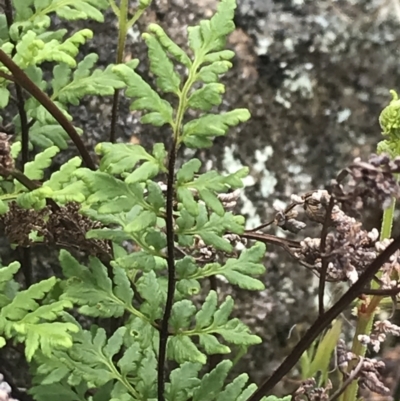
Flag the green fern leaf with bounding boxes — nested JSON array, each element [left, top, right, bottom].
[[117, 342, 142, 376], [195, 291, 218, 329], [197, 61, 232, 83], [216, 374, 249, 401], [1, 277, 57, 322], [125, 209, 157, 232], [30, 381, 86, 401], [74, 169, 145, 212], [0, 86, 10, 108], [166, 291, 260, 363], [209, 0, 236, 40], [187, 0, 235, 55], [177, 159, 202, 183], [23, 321, 78, 361], [95, 142, 167, 184], [13, 0, 108, 28], [147, 24, 192, 67], [110, 383, 136, 401], [136, 349, 157, 398], [103, 327, 126, 359], [142, 32, 181, 93], [168, 336, 206, 364], [187, 83, 224, 111], [170, 300, 196, 331], [29, 122, 71, 149], [114, 250, 166, 275], [193, 361, 232, 401], [60, 251, 134, 318], [147, 180, 165, 211], [189, 242, 266, 290], [177, 204, 244, 252], [112, 64, 174, 126], [26, 99, 73, 125], [0, 262, 20, 308], [67, 327, 124, 386], [176, 257, 201, 296], [166, 362, 202, 401], [53, 0, 108, 22], [22, 146, 60, 180], [0, 262, 20, 292], [0, 277, 77, 360], [96, 142, 155, 174], [182, 109, 251, 148], [14, 30, 93, 68], [177, 163, 247, 216], [137, 271, 163, 321], [44, 157, 82, 191], [14, 146, 60, 194], [203, 50, 235, 63], [190, 168, 248, 192], [52, 63, 71, 96], [52, 54, 125, 106], [177, 187, 199, 216]]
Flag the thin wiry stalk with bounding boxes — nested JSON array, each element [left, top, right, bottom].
[[245, 233, 400, 401], [109, 0, 128, 143], [328, 357, 364, 401], [109, 1, 148, 142], [157, 139, 177, 401]]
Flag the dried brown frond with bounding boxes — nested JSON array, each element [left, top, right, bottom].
[[0, 201, 110, 257], [0, 133, 13, 176], [333, 153, 400, 211], [293, 378, 332, 401], [337, 340, 390, 396]]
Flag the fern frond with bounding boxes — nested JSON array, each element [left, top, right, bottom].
[[166, 291, 261, 365], [12, 29, 93, 68], [0, 275, 77, 361], [51, 54, 126, 105]]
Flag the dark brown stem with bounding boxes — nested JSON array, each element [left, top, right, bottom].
[[0, 49, 96, 170], [4, 0, 30, 168], [241, 231, 301, 255], [207, 275, 221, 372], [9, 168, 39, 191], [242, 231, 301, 248], [109, 1, 127, 142], [20, 248, 32, 286], [246, 219, 275, 232], [109, 90, 120, 143], [9, 168, 60, 211], [361, 287, 400, 296], [4, 0, 32, 286], [246, 201, 301, 233], [16, 83, 29, 167], [318, 196, 335, 316], [245, 233, 400, 401], [157, 139, 177, 401]]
